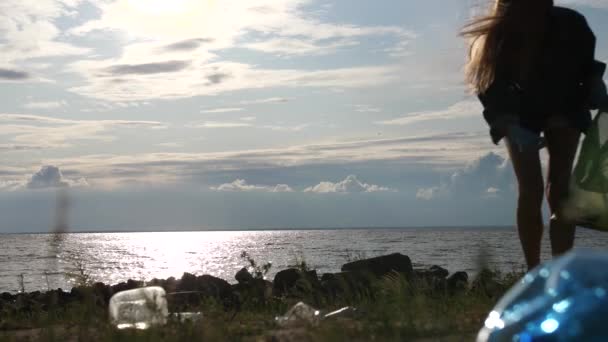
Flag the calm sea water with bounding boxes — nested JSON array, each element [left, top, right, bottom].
[[1, 227, 608, 293]]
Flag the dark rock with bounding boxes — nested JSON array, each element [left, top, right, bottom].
[[92, 282, 113, 304], [178, 273, 198, 291], [235, 267, 254, 284], [0, 292, 14, 301], [273, 269, 302, 296], [171, 274, 232, 311], [196, 275, 232, 299], [164, 277, 178, 293], [70, 286, 84, 300], [126, 279, 143, 290], [447, 271, 469, 294], [429, 265, 449, 278], [273, 268, 321, 297], [174, 273, 232, 298], [232, 278, 273, 305], [321, 271, 376, 299], [341, 253, 414, 278], [111, 282, 130, 294], [471, 269, 504, 298]]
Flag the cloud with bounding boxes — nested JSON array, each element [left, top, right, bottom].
[[64, 0, 414, 101], [163, 38, 214, 52], [201, 107, 244, 114], [0, 68, 30, 81], [69, 55, 401, 101], [191, 121, 252, 129], [557, 0, 608, 9], [354, 104, 381, 113], [416, 152, 515, 200], [245, 37, 359, 56], [304, 175, 395, 193], [188, 120, 307, 131], [0, 0, 89, 65], [25, 165, 88, 190], [211, 179, 293, 193], [0, 114, 167, 148], [1, 131, 498, 189], [23, 100, 68, 110], [241, 97, 293, 105], [377, 100, 482, 126], [104, 60, 191, 76]]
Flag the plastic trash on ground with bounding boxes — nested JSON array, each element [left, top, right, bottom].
[[275, 302, 321, 327], [109, 286, 169, 329], [170, 311, 203, 323], [477, 249, 608, 342], [563, 109, 608, 231], [323, 306, 357, 319]]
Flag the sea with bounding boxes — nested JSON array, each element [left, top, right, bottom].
[[1, 227, 608, 293]]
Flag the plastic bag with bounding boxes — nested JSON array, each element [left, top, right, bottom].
[[562, 109, 608, 230], [477, 249, 608, 342]]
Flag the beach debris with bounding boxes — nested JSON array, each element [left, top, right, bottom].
[[275, 302, 359, 327], [477, 250, 608, 341], [323, 306, 357, 320], [170, 311, 203, 323], [109, 286, 169, 329], [275, 302, 321, 327]]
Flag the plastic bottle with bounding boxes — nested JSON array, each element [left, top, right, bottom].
[[109, 286, 169, 329]]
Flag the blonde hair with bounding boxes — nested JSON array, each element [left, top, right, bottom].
[[462, 0, 552, 93]]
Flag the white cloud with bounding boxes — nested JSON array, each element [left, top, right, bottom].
[[5, 165, 89, 191], [211, 179, 293, 193], [200, 107, 244, 113], [241, 97, 293, 105], [23, 100, 68, 110], [416, 152, 515, 200], [0, 0, 89, 65], [377, 100, 482, 126], [191, 121, 252, 129], [63, 0, 414, 101], [0, 114, 166, 149], [416, 187, 442, 200], [245, 37, 359, 56], [188, 120, 307, 131], [353, 104, 381, 113], [0, 131, 498, 189], [557, 0, 608, 9], [69, 59, 401, 101], [304, 175, 395, 193]]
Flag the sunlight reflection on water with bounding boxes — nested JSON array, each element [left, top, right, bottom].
[[0, 228, 607, 292]]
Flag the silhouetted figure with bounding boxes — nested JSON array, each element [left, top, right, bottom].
[[462, 0, 607, 270]]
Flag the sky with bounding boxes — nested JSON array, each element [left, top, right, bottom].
[[0, 0, 607, 232]]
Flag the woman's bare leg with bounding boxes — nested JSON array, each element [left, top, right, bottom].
[[544, 123, 580, 256], [505, 138, 545, 270]]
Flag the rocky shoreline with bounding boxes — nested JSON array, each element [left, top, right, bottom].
[[0, 253, 507, 321]]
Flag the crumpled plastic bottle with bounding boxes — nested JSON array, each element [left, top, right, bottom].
[[109, 286, 169, 329], [275, 302, 321, 327], [477, 249, 608, 342]]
